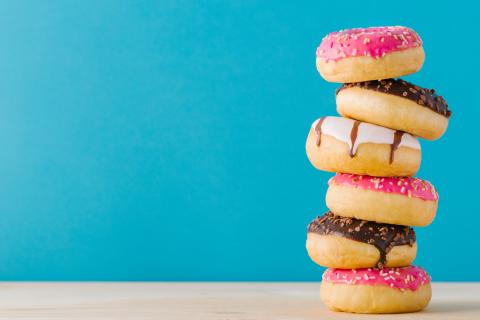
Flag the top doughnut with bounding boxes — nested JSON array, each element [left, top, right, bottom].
[[316, 26, 425, 83]]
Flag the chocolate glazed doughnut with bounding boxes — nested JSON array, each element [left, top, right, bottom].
[[337, 79, 451, 118], [336, 79, 451, 140], [306, 212, 416, 269]]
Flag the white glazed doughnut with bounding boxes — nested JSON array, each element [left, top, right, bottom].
[[306, 116, 421, 177], [320, 266, 432, 314], [316, 26, 424, 83]]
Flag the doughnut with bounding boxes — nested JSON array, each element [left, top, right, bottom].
[[306, 212, 416, 269], [336, 79, 452, 140], [320, 266, 432, 313], [305, 116, 421, 177], [326, 173, 438, 226], [316, 26, 424, 83]]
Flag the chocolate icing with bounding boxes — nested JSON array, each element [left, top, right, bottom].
[[336, 79, 451, 118], [307, 212, 416, 269]]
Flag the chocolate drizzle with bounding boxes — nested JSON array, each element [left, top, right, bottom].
[[313, 117, 363, 157], [314, 117, 326, 147], [349, 121, 360, 157], [307, 212, 416, 269], [336, 79, 451, 118], [312, 117, 410, 161], [390, 130, 404, 164]]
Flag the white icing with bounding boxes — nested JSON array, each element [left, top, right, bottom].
[[311, 116, 420, 154]]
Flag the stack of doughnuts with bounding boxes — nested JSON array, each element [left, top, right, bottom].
[[305, 26, 452, 314]]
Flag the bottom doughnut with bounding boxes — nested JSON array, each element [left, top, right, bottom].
[[320, 266, 431, 314]]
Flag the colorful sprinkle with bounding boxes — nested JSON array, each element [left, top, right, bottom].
[[322, 266, 431, 291], [329, 173, 438, 201], [317, 26, 422, 62]]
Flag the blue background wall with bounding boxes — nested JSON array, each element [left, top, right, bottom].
[[0, 1, 477, 280]]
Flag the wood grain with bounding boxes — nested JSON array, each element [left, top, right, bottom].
[[0, 282, 476, 319]]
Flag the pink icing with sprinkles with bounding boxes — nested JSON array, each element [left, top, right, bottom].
[[323, 266, 431, 291], [329, 173, 438, 201], [316, 26, 422, 61]]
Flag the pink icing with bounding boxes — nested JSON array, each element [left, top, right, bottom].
[[323, 266, 431, 291], [316, 26, 422, 61], [329, 173, 438, 201]]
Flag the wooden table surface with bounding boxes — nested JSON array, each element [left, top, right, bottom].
[[0, 282, 477, 319]]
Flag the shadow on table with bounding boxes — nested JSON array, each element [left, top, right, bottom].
[[425, 300, 480, 314], [298, 300, 480, 319]]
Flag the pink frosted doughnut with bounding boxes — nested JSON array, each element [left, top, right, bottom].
[[320, 266, 432, 313], [323, 266, 431, 291], [326, 173, 438, 226], [317, 26, 422, 62], [330, 173, 438, 201], [316, 26, 425, 83]]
